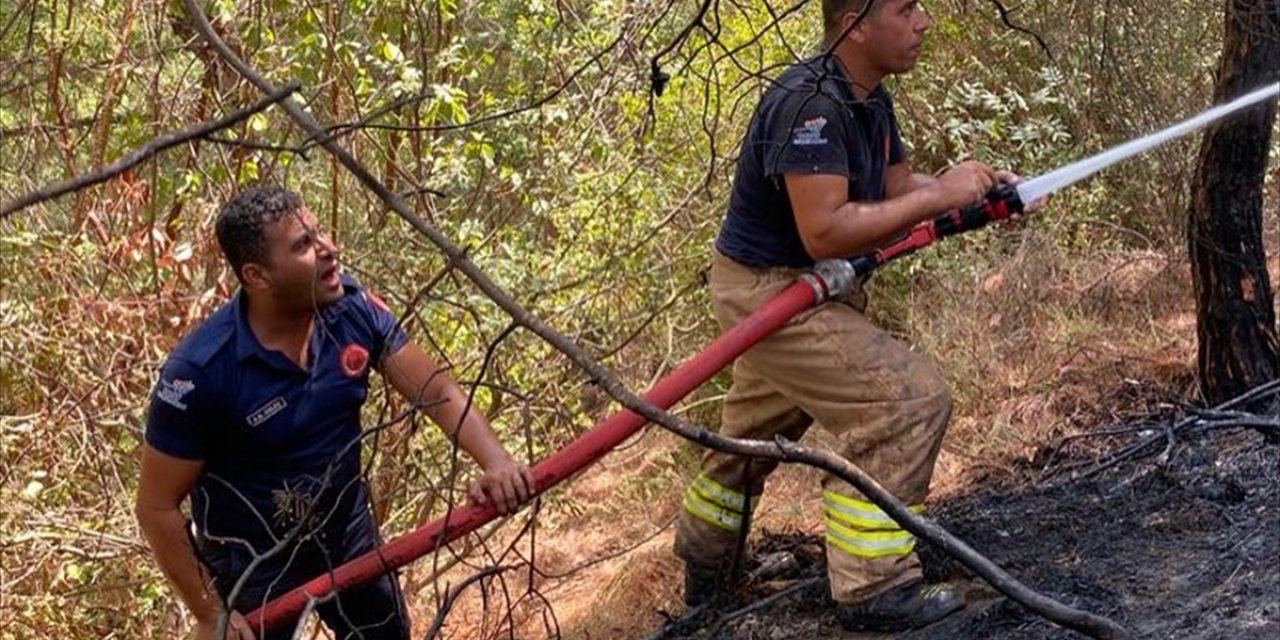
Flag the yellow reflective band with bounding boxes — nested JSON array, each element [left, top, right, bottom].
[[692, 474, 759, 513], [822, 491, 923, 531], [824, 518, 917, 559], [683, 493, 742, 532]]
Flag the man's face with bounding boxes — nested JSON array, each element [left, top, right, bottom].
[[255, 207, 344, 310], [856, 0, 930, 74]]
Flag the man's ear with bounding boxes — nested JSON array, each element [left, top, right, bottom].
[[839, 11, 870, 44], [241, 262, 271, 291]]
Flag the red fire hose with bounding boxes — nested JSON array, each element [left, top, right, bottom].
[[243, 279, 819, 631], [244, 189, 1022, 633]]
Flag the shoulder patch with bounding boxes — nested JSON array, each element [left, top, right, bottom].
[[792, 116, 829, 146], [156, 377, 196, 411]]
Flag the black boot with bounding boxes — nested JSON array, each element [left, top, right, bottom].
[[683, 561, 733, 608], [835, 581, 964, 632]]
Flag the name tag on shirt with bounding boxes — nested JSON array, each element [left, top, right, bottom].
[[246, 396, 288, 428]]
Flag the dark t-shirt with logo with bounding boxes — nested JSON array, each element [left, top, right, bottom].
[[716, 55, 907, 268], [146, 274, 408, 552]]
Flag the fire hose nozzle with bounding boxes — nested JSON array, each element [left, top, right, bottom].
[[987, 182, 1026, 219], [934, 184, 1025, 238], [804, 258, 859, 302]]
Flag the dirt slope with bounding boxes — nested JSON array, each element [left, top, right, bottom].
[[657, 428, 1279, 640]]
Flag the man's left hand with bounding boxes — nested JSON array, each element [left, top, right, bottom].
[[468, 457, 535, 515]]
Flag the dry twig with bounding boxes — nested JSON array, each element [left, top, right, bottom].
[[0, 83, 300, 219]]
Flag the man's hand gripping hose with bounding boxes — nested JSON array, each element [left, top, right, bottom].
[[812, 184, 1026, 301]]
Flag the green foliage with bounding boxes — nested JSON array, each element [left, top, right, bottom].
[[1, 0, 1271, 637]]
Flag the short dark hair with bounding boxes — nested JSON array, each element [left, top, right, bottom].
[[823, 0, 879, 42], [215, 186, 302, 282]]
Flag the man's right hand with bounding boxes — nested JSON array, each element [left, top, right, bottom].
[[469, 455, 536, 515], [194, 611, 255, 640], [931, 160, 999, 212]]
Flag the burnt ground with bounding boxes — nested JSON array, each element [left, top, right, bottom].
[[654, 427, 1280, 640]]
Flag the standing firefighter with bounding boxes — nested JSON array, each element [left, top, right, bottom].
[[135, 186, 534, 640], [674, 0, 1030, 632]]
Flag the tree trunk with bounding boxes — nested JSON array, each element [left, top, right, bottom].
[[1188, 0, 1280, 410]]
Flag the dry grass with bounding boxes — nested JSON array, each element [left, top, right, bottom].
[[0, 218, 228, 638], [901, 233, 1203, 482]]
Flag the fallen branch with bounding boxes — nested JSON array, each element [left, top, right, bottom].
[[181, 4, 1130, 638], [642, 605, 710, 640], [762, 437, 1129, 640], [1187, 415, 1279, 433], [703, 576, 823, 639], [1042, 379, 1280, 481], [0, 83, 299, 219]]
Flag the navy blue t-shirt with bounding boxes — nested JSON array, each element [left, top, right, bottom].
[[716, 55, 906, 268], [146, 274, 408, 551]]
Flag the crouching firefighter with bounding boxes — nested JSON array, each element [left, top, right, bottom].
[[674, 0, 1031, 632]]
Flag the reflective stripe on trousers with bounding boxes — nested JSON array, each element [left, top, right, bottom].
[[823, 490, 924, 559], [682, 472, 759, 532]]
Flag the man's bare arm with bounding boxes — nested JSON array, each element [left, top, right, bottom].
[[380, 342, 533, 514], [886, 161, 939, 197], [135, 445, 254, 639], [786, 160, 998, 260]]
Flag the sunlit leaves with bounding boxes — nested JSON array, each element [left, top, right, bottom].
[[423, 83, 472, 125], [0, 2, 1263, 637]]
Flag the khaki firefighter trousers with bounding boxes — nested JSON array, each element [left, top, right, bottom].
[[674, 252, 952, 604]]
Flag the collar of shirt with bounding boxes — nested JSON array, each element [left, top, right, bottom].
[[229, 292, 321, 375], [811, 54, 891, 108]]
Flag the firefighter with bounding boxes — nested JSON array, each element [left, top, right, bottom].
[[674, 0, 1032, 631], [135, 186, 534, 639]]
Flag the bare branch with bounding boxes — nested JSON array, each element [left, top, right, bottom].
[[649, 0, 717, 97], [202, 134, 310, 159], [299, 27, 630, 146], [986, 0, 1056, 63], [423, 565, 517, 640], [0, 83, 300, 219]]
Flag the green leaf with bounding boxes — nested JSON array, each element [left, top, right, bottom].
[[248, 112, 269, 133]]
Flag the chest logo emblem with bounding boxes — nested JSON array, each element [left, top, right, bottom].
[[341, 343, 370, 378], [792, 116, 829, 146], [247, 396, 288, 428]]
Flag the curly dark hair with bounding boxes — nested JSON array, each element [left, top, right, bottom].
[[215, 186, 303, 282]]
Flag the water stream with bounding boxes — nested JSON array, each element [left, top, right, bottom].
[[1016, 82, 1280, 205]]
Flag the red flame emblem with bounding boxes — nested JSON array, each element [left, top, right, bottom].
[[340, 344, 369, 378]]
